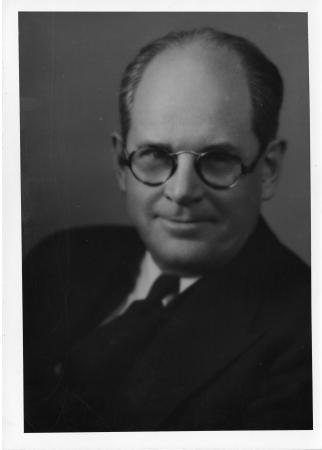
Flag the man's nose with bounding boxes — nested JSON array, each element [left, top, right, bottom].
[[164, 153, 203, 205]]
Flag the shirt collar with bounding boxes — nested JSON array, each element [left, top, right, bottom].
[[129, 252, 200, 303], [101, 252, 201, 325]]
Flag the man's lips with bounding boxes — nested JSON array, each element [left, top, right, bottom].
[[161, 218, 206, 224], [157, 217, 211, 237], [157, 215, 213, 228], [157, 214, 212, 223]]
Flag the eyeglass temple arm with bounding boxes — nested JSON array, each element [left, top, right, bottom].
[[242, 146, 266, 174], [119, 147, 131, 166]]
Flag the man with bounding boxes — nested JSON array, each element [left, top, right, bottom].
[[23, 27, 312, 431]]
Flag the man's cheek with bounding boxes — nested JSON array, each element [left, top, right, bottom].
[[125, 191, 152, 225]]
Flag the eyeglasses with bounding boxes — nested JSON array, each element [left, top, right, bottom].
[[121, 146, 263, 190]]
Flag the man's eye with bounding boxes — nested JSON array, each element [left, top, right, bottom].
[[205, 152, 237, 165], [138, 148, 168, 160]]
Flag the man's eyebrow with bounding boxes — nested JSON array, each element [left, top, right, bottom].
[[201, 143, 240, 153], [136, 142, 173, 152], [135, 142, 241, 153]]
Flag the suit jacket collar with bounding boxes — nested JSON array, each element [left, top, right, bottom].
[[111, 218, 274, 429], [66, 216, 280, 430]]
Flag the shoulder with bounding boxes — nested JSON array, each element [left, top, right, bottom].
[[251, 217, 310, 292], [237, 217, 311, 341], [249, 219, 311, 359], [24, 224, 142, 268], [240, 221, 312, 429], [23, 223, 145, 301], [23, 224, 145, 354], [23, 225, 145, 290]]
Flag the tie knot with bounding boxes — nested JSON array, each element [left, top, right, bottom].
[[146, 273, 180, 305]]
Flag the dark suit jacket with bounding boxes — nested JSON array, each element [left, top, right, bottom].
[[23, 217, 312, 432]]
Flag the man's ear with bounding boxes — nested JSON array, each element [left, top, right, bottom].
[[111, 132, 126, 192], [261, 139, 287, 201]]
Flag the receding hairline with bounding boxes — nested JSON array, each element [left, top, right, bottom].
[[129, 35, 248, 109], [131, 40, 253, 129], [119, 27, 284, 149]]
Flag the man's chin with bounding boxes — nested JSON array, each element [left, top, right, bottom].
[[148, 241, 224, 276]]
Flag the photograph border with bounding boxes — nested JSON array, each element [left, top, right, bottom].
[[3, 0, 322, 449]]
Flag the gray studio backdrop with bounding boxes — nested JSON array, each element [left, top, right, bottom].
[[19, 12, 310, 263]]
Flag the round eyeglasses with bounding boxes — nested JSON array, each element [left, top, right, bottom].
[[121, 146, 263, 190]]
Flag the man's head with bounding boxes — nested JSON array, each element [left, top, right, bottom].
[[112, 28, 286, 276]]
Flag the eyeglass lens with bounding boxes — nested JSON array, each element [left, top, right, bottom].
[[130, 147, 243, 188]]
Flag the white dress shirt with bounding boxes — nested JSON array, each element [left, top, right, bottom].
[[101, 252, 200, 326]]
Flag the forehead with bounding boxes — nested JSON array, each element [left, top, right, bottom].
[[129, 42, 255, 150]]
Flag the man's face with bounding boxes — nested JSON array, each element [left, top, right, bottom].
[[115, 44, 276, 275]]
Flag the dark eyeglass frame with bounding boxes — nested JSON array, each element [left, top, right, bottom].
[[121, 147, 264, 190]]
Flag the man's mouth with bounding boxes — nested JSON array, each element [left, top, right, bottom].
[[158, 214, 211, 224], [158, 216, 211, 235]]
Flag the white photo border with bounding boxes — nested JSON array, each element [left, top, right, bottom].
[[3, 0, 322, 449]]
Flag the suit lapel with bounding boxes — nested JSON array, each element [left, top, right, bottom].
[[114, 257, 266, 429], [69, 229, 145, 339], [64, 218, 277, 431], [108, 218, 277, 429]]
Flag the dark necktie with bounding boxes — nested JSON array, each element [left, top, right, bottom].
[[101, 273, 180, 375], [65, 273, 180, 416]]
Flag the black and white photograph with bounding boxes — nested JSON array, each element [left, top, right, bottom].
[[3, 2, 322, 449]]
